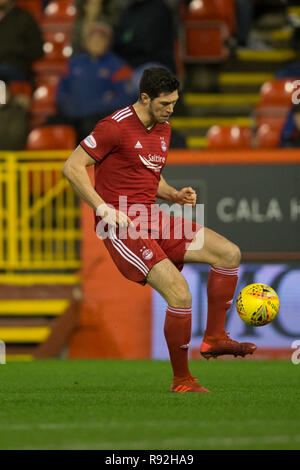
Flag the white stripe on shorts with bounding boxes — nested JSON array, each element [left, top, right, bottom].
[[110, 229, 149, 277]]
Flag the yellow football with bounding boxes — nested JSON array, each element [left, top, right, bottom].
[[236, 283, 279, 327]]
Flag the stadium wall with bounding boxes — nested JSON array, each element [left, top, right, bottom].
[[67, 149, 300, 359]]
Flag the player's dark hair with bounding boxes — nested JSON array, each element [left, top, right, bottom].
[[139, 67, 180, 99]]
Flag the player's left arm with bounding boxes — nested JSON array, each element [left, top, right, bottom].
[[157, 175, 197, 207]]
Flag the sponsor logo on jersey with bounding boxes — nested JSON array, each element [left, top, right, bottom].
[[84, 135, 97, 148], [134, 140, 143, 149], [138, 154, 165, 172]]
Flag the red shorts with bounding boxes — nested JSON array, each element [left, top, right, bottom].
[[99, 208, 202, 285]]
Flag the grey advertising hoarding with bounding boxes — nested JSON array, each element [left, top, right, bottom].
[[160, 164, 300, 257], [152, 263, 300, 357]]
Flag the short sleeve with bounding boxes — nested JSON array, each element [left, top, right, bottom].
[[80, 120, 121, 162]]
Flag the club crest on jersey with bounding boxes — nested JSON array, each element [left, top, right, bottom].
[[84, 135, 97, 148], [138, 154, 165, 172], [160, 138, 167, 152], [141, 248, 153, 260]]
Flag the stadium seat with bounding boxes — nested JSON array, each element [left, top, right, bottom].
[[206, 125, 252, 149], [30, 84, 57, 112], [35, 73, 61, 88], [255, 114, 287, 128], [26, 125, 77, 150], [183, 0, 236, 34], [42, 32, 72, 62], [183, 26, 230, 62], [180, 0, 235, 62], [42, 0, 76, 27], [16, 0, 43, 22], [256, 123, 282, 148], [259, 79, 296, 106], [255, 79, 296, 113], [9, 81, 32, 98], [33, 31, 72, 75], [254, 79, 297, 125]]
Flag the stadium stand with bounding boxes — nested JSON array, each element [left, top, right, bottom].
[[15, 0, 43, 22], [206, 125, 252, 149], [256, 122, 282, 148], [26, 125, 77, 150], [42, 0, 76, 28], [180, 0, 235, 62], [30, 83, 57, 127], [2, 0, 300, 361]]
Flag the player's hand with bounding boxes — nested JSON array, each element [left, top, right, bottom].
[[175, 187, 197, 207], [96, 204, 133, 228]]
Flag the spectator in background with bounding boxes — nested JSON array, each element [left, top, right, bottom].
[[51, 22, 136, 142], [0, 80, 29, 150], [0, 0, 44, 82], [113, 0, 177, 74], [280, 103, 300, 148], [235, 0, 272, 50], [72, 0, 128, 54]]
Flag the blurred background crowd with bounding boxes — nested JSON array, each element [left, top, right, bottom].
[[1, 0, 300, 152]]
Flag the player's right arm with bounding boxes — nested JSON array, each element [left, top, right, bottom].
[[62, 145, 131, 228]]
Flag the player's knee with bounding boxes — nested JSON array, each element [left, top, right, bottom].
[[169, 281, 192, 307], [223, 242, 241, 268]]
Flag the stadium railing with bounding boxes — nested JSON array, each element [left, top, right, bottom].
[[0, 150, 81, 276]]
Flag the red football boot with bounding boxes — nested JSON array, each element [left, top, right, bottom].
[[171, 375, 211, 393], [200, 332, 256, 359]]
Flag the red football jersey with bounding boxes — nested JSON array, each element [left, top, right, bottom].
[[80, 105, 171, 212]]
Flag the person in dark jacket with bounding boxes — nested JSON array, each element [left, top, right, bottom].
[[0, 0, 44, 81], [113, 0, 176, 73], [0, 80, 29, 150]]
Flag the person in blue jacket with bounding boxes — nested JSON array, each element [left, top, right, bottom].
[[280, 103, 300, 148], [54, 22, 136, 142]]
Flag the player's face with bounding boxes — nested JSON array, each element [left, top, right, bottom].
[[148, 91, 179, 124]]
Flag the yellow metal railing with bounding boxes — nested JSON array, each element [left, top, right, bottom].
[[0, 151, 81, 273]]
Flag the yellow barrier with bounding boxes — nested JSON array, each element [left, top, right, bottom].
[[0, 151, 81, 274]]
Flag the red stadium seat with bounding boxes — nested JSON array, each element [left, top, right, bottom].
[[255, 114, 287, 128], [30, 84, 57, 112], [42, 32, 72, 62], [9, 81, 32, 98], [16, 0, 43, 22], [30, 83, 57, 127], [206, 125, 252, 149], [256, 123, 282, 148], [26, 125, 77, 150], [183, 26, 230, 62], [180, 0, 235, 62], [42, 0, 76, 25], [254, 79, 296, 124], [259, 79, 296, 107], [35, 73, 61, 88], [183, 0, 236, 34], [33, 31, 72, 75]]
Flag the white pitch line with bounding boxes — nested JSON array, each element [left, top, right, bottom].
[[0, 419, 298, 432], [7, 434, 300, 451]]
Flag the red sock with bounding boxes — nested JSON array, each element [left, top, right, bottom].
[[164, 306, 192, 378], [205, 266, 239, 337]]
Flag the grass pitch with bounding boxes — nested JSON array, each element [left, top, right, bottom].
[[0, 359, 299, 450]]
